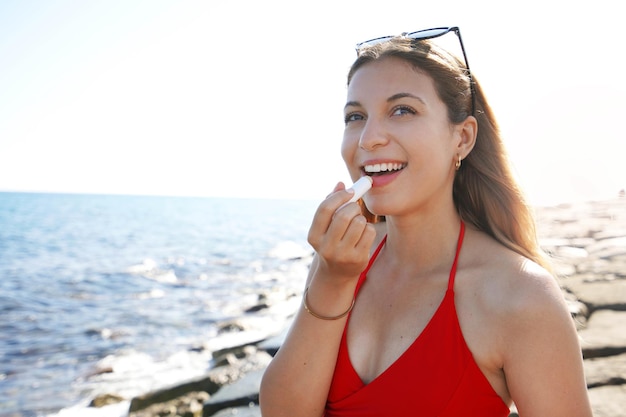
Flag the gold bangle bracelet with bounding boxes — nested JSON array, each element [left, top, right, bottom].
[[302, 286, 355, 321]]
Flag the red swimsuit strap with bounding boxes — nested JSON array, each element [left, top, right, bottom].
[[448, 221, 466, 291], [353, 235, 387, 295], [354, 221, 465, 295]]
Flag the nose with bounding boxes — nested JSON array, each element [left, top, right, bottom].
[[358, 117, 389, 151]]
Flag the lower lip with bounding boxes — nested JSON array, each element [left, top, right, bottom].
[[370, 170, 402, 188]]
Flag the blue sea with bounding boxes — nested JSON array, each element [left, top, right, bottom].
[[0, 192, 318, 417]]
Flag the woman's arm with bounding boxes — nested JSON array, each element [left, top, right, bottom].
[[503, 262, 593, 417], [259, 184, 376, 417]]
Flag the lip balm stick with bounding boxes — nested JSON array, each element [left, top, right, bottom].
[[337, 176, 373, 211]]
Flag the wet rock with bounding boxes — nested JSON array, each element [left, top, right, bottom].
[[202, 369, 264, 416], [130, 391, 208, 417], [129, 375, 220, 413], [128, 347, 271, 414], [212, 404, 261, 417], [257, 323, 290, 357], [89, 393, 125, 407]]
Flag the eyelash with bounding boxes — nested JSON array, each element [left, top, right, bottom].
[[344, 112, 364, 124], [344, 105, 417, 124], [392, 105, 416, 116]]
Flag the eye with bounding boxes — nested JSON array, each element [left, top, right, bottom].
[[344, 112, 365, 124], [391, 106, 416, 117]]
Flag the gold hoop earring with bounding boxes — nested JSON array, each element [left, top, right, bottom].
[[455, 156, 462, 171]]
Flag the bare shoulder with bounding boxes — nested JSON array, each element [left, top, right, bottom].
[[458, 227, 592, 415], [461, 226, 566, 320], [458, 226, 577, 366]]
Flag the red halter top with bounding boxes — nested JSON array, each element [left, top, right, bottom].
[[325, 222, 510, 416]]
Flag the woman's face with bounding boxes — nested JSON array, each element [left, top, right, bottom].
[[342, 57, 461, 217]]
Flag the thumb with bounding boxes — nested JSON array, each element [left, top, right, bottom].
[[326, 182, 347, 198]]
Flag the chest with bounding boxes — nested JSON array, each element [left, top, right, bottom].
[[344, 271, 509, 405], [346, 275, 449, 384]]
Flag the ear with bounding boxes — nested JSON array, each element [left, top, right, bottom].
[[454, 115, 477, 158]]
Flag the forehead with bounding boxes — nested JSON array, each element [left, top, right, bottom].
[[347, 57, 438, 102]]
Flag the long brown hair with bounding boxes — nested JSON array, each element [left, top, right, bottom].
[[349, 37, 550, 270]]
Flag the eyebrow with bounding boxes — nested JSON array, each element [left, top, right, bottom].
[[344, 92, 426, 111], [388, 92, 426, 105]]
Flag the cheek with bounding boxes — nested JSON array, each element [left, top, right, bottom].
[[340, 132, 356, 164]]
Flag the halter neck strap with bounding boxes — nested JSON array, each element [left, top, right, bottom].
[[447, 221, 466, 291]]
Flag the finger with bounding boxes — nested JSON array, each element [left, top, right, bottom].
[[325, 203, 364, 243], [339, 214, 370, 249], [326, 182, 346, 198], [336, 220, 376, 270], [355, 222, 377, 253], [316, 216, 375, 277], [308, 187, 358, 244]]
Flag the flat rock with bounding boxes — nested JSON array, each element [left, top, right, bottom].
[[578, 310, 626, 358], [203, 369, 264, 416], [584, 353, 626, 388], [562, 276, 626, 310], [586, 237, 626, 256], [587, 384, 626, 417], [212, 404, 261, 417], [258, 324, 290, 357], [129, 374, 220, 412]]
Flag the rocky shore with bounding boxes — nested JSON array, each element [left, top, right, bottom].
[[88, 196, 626, 417]]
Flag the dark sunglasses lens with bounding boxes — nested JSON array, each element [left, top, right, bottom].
[[406, 27, 450, 41]]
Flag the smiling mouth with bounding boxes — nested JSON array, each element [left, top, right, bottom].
[[363, 162, 407, 176]]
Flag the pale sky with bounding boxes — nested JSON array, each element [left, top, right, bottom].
[[1, 0, 624, 205]]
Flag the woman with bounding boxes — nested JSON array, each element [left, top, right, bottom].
[[260, 27, 592, 416]]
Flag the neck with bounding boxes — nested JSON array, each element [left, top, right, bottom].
[[382, 203, 463, 276]]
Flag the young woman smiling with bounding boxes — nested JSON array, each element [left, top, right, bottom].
[[260, 27, 592, 417]]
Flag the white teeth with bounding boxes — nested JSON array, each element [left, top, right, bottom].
[[364, 163, 406, 173]]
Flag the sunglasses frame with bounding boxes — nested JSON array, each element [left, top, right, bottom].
[[356, 26, 475, 116]]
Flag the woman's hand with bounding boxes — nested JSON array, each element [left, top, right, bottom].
[[260, 182, 377, 417], [307, 182, 376, 284]]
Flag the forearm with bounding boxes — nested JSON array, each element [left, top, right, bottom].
[[260, 185, 375, 416], [259, 281, 356, 417]]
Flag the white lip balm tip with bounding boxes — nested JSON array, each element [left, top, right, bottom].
[[346, 176, 373, 203]]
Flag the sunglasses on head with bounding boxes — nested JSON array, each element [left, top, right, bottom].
[[356, 27, 475, 116]]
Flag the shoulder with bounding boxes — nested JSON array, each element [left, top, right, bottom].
[[460, 232, 592, 414], [460, 226, 577, 357], [457, 227, 592, 414], [461, 225, 564, 315]]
